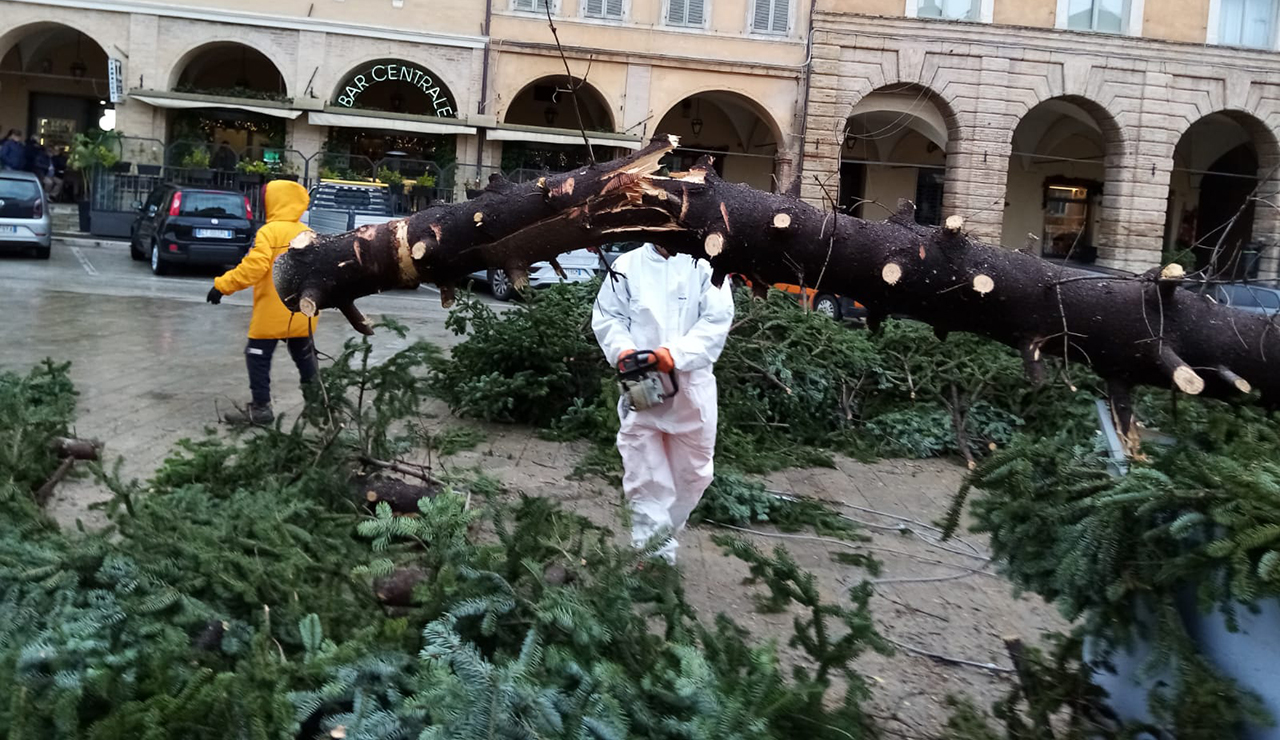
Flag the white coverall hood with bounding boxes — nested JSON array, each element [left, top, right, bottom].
[[592, 243, 735, 561]]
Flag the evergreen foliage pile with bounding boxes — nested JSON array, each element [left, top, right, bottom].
[[942, 394, 1280, 738], [0, 349, 891, 738], [941, 634, 1131, 740], [427, 281, 1101, 474]]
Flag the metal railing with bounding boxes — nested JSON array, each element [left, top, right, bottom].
[[88, 165, 278, 217], [84, 156, 584, 219]]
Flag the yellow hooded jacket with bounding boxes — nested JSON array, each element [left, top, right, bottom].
[[214, 180, 317, 340]]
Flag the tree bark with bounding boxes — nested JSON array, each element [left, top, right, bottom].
[[359, 477, 438, 515], [51, 437, 102, 460], [275, 136, 1280, 406], [373, 567, 431, 607]]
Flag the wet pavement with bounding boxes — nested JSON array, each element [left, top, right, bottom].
[[0, 238, 503, 521]]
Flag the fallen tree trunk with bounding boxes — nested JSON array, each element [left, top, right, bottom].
[[358, 477, 438, 515], [275, 136, 1280, 417]]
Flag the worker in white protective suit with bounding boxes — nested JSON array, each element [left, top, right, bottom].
[[592, 242, 735, 563]]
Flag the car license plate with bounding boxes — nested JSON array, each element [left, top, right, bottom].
[[194, 228, 233, 239], [575, 269, 590, 277], [0, 225, 17, 235]]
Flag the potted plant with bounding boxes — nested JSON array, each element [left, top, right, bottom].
[[235, 159, 269, 186], [68, 129, 121, 232], [411, 172, 437, 197], [181, 148, 213, 183], [377, 166, 408, 213], [376, 166, 405, 188]]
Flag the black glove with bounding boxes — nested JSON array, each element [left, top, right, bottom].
[[206, 286, 223, 305]]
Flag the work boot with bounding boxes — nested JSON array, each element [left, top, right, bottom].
[[223, 402, 274, 426]]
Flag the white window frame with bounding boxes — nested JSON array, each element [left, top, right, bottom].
[[748, 0, 792, 35], [904, 0, 995, 23], [665, 0, 710, 28], [510, 0, 555, 15], [582, 0, 627, 21], [1207, 0, 1280, 48], [1054, 0, 1145, 36]]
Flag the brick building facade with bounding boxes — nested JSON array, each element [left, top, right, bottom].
[[800, 10, 1280, 277]]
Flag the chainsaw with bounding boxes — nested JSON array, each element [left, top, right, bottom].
[[617, 350, 679, 412]]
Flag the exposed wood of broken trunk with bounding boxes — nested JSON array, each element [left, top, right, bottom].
[[274, 136, 1280, 419]]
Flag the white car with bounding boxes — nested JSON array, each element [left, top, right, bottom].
[[469, 248, 600, 301], [0, 170, 51, 259]]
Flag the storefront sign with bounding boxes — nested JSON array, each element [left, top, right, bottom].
[[108, 58, 124, 104], [335, 62, 455, 117]]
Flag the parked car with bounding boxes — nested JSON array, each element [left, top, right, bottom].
[[1050, 257, 1280, 316], [0, 170, 51, 259], [774, 282, 865, 322], [1195, 282, 1280, 315], [597, 241, 644, 267], [736, 275, 865, 322], [129, 185, 254, 275], [303, 180, 393, 234], [469, 249, 600, 301]]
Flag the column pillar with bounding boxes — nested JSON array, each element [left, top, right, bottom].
[[1096, 71, 1176, 273], [117, 13, 161, 144], [1252, 157, 1280, 280], [798, 38, 842, 209], [941, 56, 1014, 244]]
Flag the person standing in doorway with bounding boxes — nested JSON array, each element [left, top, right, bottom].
[[205, 179, 320, 425], [592, 242, 735, 564], [0, 130, 25, 170], [212, 141, 238, 172], [23, 137, 41, 174]]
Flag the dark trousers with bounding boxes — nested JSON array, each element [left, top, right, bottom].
[[246, 337, 318, 406]]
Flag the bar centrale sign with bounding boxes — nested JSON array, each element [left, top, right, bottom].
[[335, 62, 455, 117]]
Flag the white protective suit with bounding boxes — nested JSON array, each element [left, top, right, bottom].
[[591, 243, 735, 561]]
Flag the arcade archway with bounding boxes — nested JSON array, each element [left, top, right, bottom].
[[0, 23, 112, 148], [654, 91, 781, 191]]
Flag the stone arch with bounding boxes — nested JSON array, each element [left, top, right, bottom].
[[838, 83, 960, 224], [503, 76, 615, 132], [0, 21, 117, 145], [653, 89, 784, 191], [167, 40, 291, 98], [0, 20, 115, 67], [1166, 109, 1280, 279], [1001, 95, 1126, 261], [651, 85, 785, 151]]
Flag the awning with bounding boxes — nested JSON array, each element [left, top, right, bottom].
[[130, 94, 302, 120], [309, 111, 476, 136], [487, 126, 643, 150]]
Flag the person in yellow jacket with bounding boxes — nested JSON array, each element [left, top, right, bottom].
[[206, 179, 318, 425]]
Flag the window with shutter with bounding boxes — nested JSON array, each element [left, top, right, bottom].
[[1218, 0, 1278, 47], [512, 0, 550, 12], [752, 0, 788, 32], [772, 0, 788, 31], [585, 0, 624, 18], [667, 0, 705, 26]]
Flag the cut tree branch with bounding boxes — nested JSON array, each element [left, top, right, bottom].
[[275, 136, 1280, 405]]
